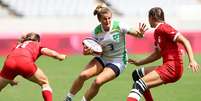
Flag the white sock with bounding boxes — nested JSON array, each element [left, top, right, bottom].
[[42, 84, 52, 92], [81, 96, 87, 101], [67, 92, 74, 99]]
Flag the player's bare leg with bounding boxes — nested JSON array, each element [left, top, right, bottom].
[[64, 58, 103, 101], [127, 70, 163, 101], [27, 68, 52, 101], [0, 76, 10, 91], [143, 66, 157, 101], [83, 67, 116, 101]]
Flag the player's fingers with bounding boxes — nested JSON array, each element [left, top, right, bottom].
[[139, 23, 141, 29], [142, 23, 146, 29], [195, 65, 200, 72], [188, 65, 193, 71]]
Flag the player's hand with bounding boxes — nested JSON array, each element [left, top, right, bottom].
[[56, 54, 66, 61], [136, 23, 148, 38], [10, 80, 18, 86], [128, 59, 141, 66], [82, 45, 93, 55], [188, 60, 200, 72]]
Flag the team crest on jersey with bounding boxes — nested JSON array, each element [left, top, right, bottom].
[[111, 32, 120, 42]]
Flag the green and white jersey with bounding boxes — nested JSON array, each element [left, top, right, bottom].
[[93, 20, 129, 64]]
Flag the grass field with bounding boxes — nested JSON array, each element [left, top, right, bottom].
[[0, 54, 200, 101]]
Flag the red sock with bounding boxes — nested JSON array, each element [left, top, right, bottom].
[[42, 90, 52, 101], [143, 90, 153, 101], [127, 97, 138, 101]]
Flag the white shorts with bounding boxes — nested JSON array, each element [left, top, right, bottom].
[[95, 57, 127, 77]]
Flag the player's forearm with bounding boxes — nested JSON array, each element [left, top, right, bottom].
[[182, 39, 195, 62], [177, 35, 195, 62], [41, 48, 65, 60], [127, 30, 144, 38], [138, 50, 161, 65]]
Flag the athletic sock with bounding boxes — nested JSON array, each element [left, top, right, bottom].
[[133, 68, 153, 101], [127, 97, 138, 101], [64, 92, 74, 101], [42, 90, 52, 101], [127, 89, 142, 101], [81, 96, 87, 101], [42, 85, 52, 101], [67, 92, 74, 99], [144, 90, 153, 101]]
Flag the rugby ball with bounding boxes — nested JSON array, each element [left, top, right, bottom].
[[82, 38, 103, 55]]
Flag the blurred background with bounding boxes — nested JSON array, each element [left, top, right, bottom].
[[0, 0, 201, 55], [0, 1, 201, 101]]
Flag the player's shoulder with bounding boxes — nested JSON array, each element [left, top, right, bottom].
[[94, 24, 102, 35], [160, 23, 174, 29], [26, 41, 41, 47], [156, 23, 173, 31]]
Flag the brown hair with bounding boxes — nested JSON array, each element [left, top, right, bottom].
[[18, 32, 40, 43], [93, 5, 111, 21], [148, 7, 165, 21]]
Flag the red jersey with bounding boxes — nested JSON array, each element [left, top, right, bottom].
[[8, 41, 43, 62], [154, 23, 182, 63]]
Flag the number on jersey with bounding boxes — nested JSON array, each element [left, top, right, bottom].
[[16, 41, 30, 48]]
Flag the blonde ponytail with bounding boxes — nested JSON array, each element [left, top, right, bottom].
[[93, 5, 111, 21], [93, 5, 104, 16]]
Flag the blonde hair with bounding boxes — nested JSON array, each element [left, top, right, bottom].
[[93, 5, 111, 21]]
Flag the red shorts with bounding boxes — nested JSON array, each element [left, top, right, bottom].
[[0, 56, 37, 80], [155, 61, 183, 84]]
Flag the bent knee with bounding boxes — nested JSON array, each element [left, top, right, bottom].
[[93, 77, 104, 87], [37, 77, 49, 86], [79, 71, 91, 80]]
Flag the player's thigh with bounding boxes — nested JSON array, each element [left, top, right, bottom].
[[144, 66, 158, 75], [142, 70, 164, 88], [27, 68, 49, 86], [0, 76, 10, 91], [81, 57, 104, 78], [95, 67, 116, 85]]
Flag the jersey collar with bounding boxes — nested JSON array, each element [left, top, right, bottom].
[[155, 22, 163, 29]]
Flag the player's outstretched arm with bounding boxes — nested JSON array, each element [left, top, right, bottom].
[[41, 48, 66, 61], [128, 49, 161, 66], [176, 34, 200, 72], [127, 23, 148, 38]]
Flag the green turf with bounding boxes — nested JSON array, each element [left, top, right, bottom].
[[0, 54, 200, 101]]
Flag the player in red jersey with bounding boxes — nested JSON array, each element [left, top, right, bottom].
[[127, 7, 200, 101], [0, 32, 66, 101]]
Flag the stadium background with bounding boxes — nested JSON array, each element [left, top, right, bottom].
[[0, 0, 201, 101]]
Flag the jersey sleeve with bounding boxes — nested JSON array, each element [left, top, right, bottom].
[[38, 43, 45, 55], [163, 24, 180, 42]]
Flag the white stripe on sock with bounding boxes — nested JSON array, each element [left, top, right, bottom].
[[42, 84, 52, 92], [81, 96, 87, 101], [136, 81, 145, 91], [128, 89, 141, 101]]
